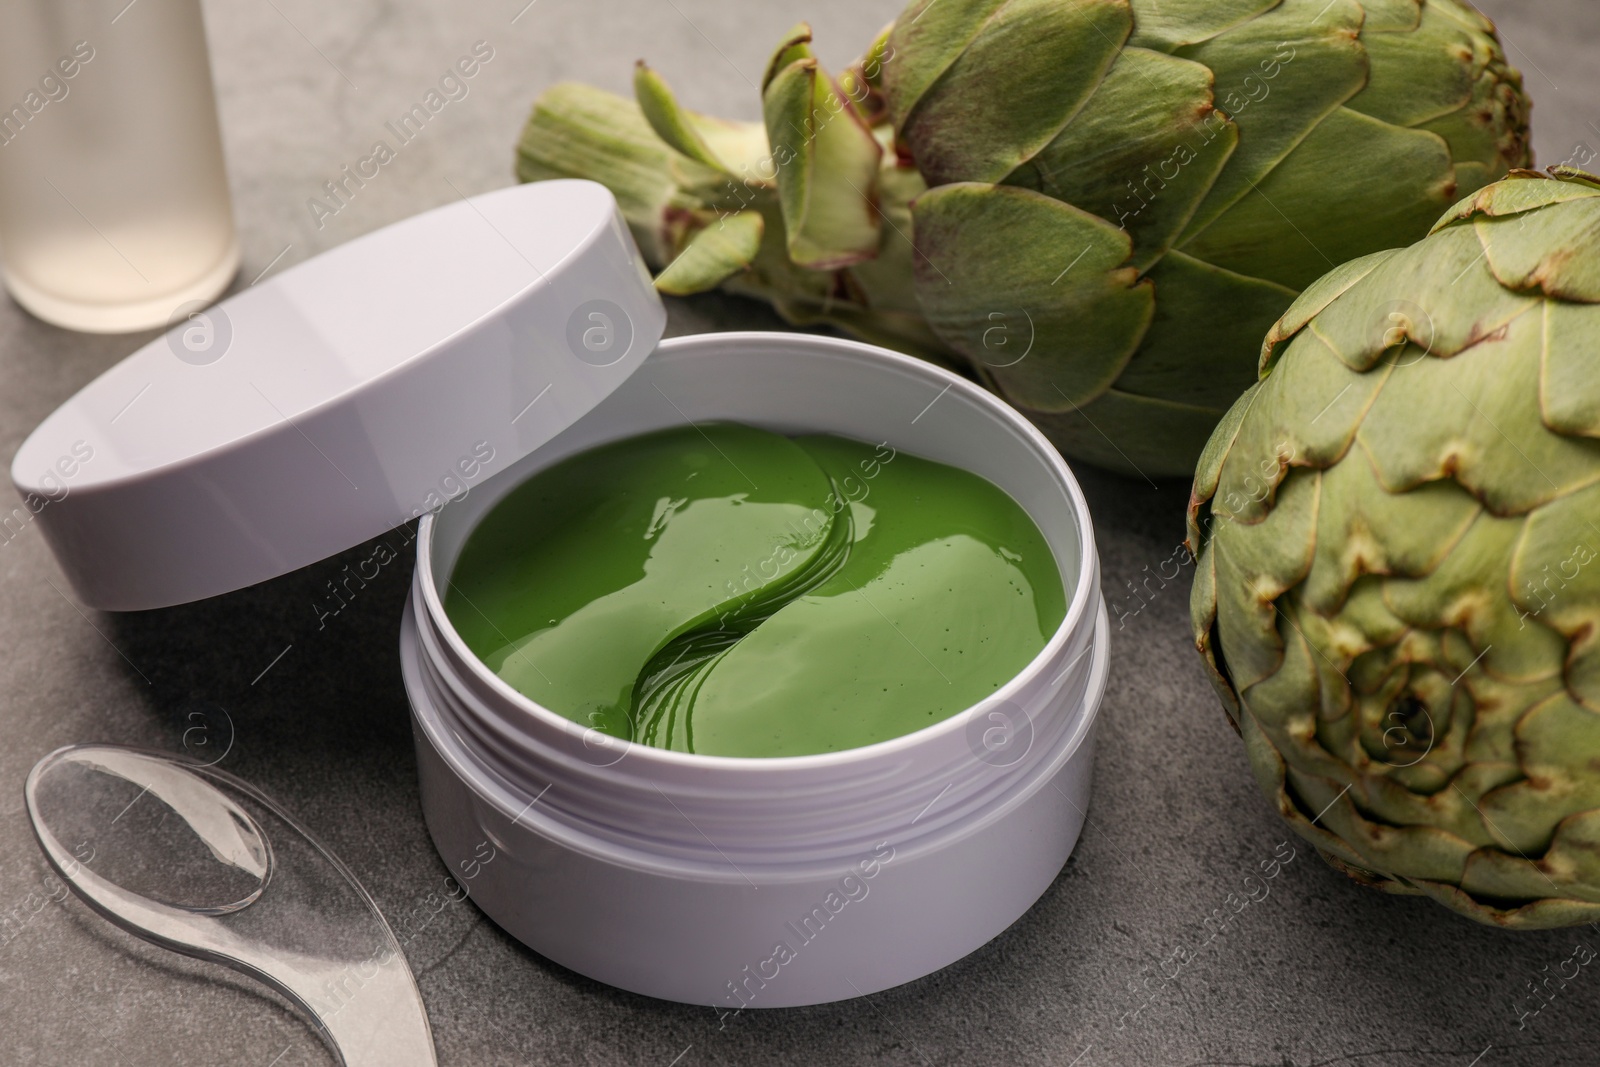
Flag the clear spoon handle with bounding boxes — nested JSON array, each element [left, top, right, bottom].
[[26, 745, 437, 1067]]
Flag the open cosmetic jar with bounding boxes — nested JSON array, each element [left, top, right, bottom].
[[405, 332, 1107, 1006], [13, 183, 1108, 1009]]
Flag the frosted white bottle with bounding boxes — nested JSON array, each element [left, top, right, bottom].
[[0, 0, 239, 333]]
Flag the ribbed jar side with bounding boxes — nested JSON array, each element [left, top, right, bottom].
[[408, 575, 1105, 869], [405, 587, 1109, 881]]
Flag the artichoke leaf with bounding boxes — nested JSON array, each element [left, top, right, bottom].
[[1184, 109, 1458, 291], [1125, 0, 1282, 52], [634, 63, 732, 173], [1356, 0, 1424, 33], [910, 183, 1153, 410], [1303, 443, 1482, 616], [1476, 198, 1600, 303], [1288, 763, 1477, 885], [627, 66, 771, 187], [1345, 2, 1480, 129], [841, 159, 932, 329], [1417, 70, 1529, 178], [1285, 602, 1358, 725], [1237, 599, 1334, 768], [1211, 469, 1319, 690], [1260, 249, 1400, 373], [764, 56, 883, 269], [1548, 166, 1600, 190], [1410, 876, 1600, 929], [1344, 810, 1482, 886], [895, 0, 1131, 186], [856, 22, 894, 92], [1382, 512, 1568, 684], [1358, 755, 1505, 849], [1460, 813, 1600, 909], [1504, 811, 1600, 907], [1117, 250, 1295, 409], [722, 227, 847, 313], [1359, 303, 1600, 514], [1448, 162, 1495, 197], [1214, 327, 1389, 525], [1189, 381, 1261, 553], [1477, 693, 1600, 855], [766, 158, 944, 363], [1031, 388, 1225, 481], [1425, 0, 1496, 36], [761, 22, 817, 92], [1458, 669, 1564, 765], [1309, 223, 1536, 370], [1337, 577, 1410, 655], [1175, 0, 1368, 248], [1542, 302, 1600, 439], [653, 210, 765, 296], [1240, 710, 1378, 876], [1433, 172, 1600, 233], [1190, 538, 1242, 723], [515, 82, 699, 266], [1448, 761, 1528, 814], [1007, 48, 1238, 271], [840, 23, 895, 123], [1511, 480, 1600, 713], [882, 0, 1010, 132]]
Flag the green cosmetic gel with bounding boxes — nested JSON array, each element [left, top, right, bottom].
[[444, 424, 1066, 758]]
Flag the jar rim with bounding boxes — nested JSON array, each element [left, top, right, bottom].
[[413, 331, 1103, 772]]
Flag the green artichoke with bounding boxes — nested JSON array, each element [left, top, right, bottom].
[[1187, 168, 1600, 929], [516, 0, 1532, 476]]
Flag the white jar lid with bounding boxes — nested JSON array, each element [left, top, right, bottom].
[[10, 180, 666, 610]]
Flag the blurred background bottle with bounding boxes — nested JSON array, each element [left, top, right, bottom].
[[0, 0, 238, 333]]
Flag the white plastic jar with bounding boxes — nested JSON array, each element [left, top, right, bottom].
[[401, 331, 1108, 1008]]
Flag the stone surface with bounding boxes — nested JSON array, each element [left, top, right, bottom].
[[1, 1, 1597, 1064]]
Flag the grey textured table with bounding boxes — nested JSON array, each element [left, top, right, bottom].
[[2, 2, 1598, 1064]]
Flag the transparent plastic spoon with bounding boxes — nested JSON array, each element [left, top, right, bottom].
[[25, 744, 437, 1067]]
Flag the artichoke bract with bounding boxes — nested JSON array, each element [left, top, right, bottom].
[[1187, 169, 1600, 929], [516, 0, 1531, 477]]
